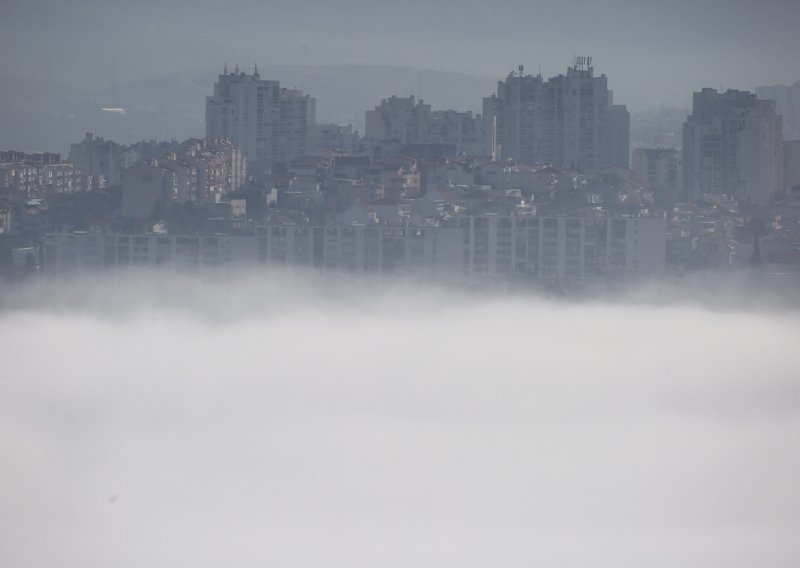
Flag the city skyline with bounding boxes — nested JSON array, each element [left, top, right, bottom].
[[3, 2, 800, 567]]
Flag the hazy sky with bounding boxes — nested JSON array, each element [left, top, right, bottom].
[[2, 0, 799, 110], [2, 272, 800, 567]]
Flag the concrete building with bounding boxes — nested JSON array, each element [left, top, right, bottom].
[[0, 152, 83, 197], [483, 59, 629, 173], [205, 65, 316, 162], [607, 101, 631, 168], [68, 133, 131, 186], [483, 70, 543, 166], [757, 81, 800, 140], [429, 110, 488, 156], [45, 211, 664, 283], [460, 213, 665, 281], [683, 88, 784, 206], [120, 160, 178, 220], [365, 95, 431, 145], [43, 225, 464, 278], [313, 123, 360, 156], [632, 148, 682, 202], [0, 201, 11, 234], [179, 138, 246, 203], [120, 137, 245, 220], [43, 232, 258, 273], [784, 140, 800, 195]]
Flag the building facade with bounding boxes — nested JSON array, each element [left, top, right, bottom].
[[120, 138, 245, 220], [459, 213, 665, 280], [205, 66, 316, 162], [757, 81, 800, 140], [43, 225, 463, 278], [44, 213, 664, 283], [632, 148, 682, 202], [365, 95, 431, 145], [683, 88, 784, 206], [313, 123, 360, 156], [68, 133, 132, 187], [483, 59, 629, 173], [429, 110, 488, 156], [0, 151, 83, 197], [783, 140, 800, 195]]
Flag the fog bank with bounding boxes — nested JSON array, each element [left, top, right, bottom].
[[1, 273, 799, 567]]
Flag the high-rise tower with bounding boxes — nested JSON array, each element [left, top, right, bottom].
[[683, 89, 783, 206], [483, 58, 628, 172], [205, 65, 316, 162]]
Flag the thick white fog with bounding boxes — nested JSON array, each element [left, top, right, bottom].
[[2, 272, 800, 568]]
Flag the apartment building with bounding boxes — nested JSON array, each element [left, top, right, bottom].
[[44, 211, 664, 283], [429, 110, 489, 156], [206, 65, 316, 162], [683, 88, 783, 206], [43, 225, 464, 278], [0, 151, 83, 197], [483, 59, 630, 173], [632, 148, 682, 202], [365, 95, 431, 145], [460, 214, 665, 280]]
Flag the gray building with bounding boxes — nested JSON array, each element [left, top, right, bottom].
[[459, 213, 664, 281], [757, 80, 800, 140], [43, 225, 463, 278], [205, 65, 316, 162], [607, 100, 631, 168], [429, 110, 489, 156], [68, 132, 130, 186], [120, 160, 179, 220], [683, 88, 783, 206], [365, 95, 431, 145], [44, 212, 664, 283], [632, 148, 682, 202], [483, 59, 630, 173]]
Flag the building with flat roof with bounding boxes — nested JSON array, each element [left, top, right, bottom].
[[206, 65, 316, 162], [683, 88, 783, 206], [632, 148, 682, 203], [44, 211, 664, 284], [365, 95, 431, 146], [483, 59, 629, 173]]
